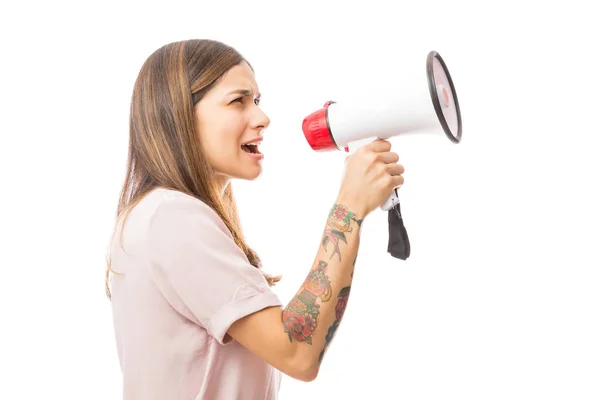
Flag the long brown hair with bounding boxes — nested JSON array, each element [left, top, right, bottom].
[[105, 39, 281, 299]]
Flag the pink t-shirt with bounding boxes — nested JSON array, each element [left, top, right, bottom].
[[109, 187, 283, 399]]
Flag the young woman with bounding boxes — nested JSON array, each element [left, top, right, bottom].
[[106, 39, 405, 400]]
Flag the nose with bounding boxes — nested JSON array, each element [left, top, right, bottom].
[[252, 106, 270, 130]]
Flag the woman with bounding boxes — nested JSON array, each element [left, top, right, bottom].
[[106, 39, 405, 400]]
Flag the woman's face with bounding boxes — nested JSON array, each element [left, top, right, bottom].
[[194, 61, 270, 183]]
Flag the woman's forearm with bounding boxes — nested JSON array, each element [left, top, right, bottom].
[[282, 196, 365, 376]]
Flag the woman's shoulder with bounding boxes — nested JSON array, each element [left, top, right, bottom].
[[150, 187, 215, 216], [148, 187, 228, 234]]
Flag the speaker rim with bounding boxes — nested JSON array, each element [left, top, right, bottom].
[[426, 51, 462, 143]]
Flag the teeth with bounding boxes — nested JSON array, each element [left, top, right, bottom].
[[242, 139, 262, 155]]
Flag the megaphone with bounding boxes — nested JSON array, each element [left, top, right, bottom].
[[302, 50, 462, 212]]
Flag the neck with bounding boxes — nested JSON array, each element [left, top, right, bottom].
[[216, 174, 231, 196]]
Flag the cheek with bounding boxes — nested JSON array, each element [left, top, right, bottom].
[[200, 112, 245, 158]]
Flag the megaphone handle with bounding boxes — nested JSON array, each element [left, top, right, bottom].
[[380, 188, 400, 211], [344, 142, 398, 211]]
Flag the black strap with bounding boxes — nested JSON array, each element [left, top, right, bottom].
[[387, 199, 411, 260]]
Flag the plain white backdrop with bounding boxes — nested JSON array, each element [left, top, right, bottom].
[[1, 0, 599, 398]]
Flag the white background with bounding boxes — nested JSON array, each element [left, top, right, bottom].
[[1, 0, 599, 399]]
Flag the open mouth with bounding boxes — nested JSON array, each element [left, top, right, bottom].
[[241, 144, 261, 155]]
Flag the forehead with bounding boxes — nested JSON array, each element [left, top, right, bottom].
[[214, 62, 259, 93]]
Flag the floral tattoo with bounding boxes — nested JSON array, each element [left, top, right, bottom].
[[322, 204, 363, 262], [283, 260, 332, 344], [282, 203, 359, 346]]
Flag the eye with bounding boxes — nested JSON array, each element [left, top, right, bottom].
[[230, 97, 261, 106]]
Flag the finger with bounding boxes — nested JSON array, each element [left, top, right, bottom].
[[364, 139, 392, 153], [386, 163, 405, 175], [376, 152, 400, 164], [390, 174, 405, 187]]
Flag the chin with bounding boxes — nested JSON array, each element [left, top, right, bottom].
[[243, 166, 262, 180], [231, 164, 262, 181]]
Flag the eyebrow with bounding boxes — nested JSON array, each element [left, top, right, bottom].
[[227, 89, 261, 99]]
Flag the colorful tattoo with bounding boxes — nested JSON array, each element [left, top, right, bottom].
[[283, 261, 333, 344], [318, 286, 351, 363], [283, 203, 359, 347], [322, 204, 362, 261]]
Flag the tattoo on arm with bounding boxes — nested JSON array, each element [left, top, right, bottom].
[[283, 260, 332, 344], [282, 203, 359, 346], [322, 204, 362, 262], [318, 285, 351, 363]]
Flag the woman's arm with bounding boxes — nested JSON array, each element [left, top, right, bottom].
[[227, 196, 365, 381]]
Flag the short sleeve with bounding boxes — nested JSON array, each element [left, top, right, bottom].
[[147, 193, 282, 345]]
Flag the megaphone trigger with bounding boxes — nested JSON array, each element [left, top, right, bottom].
[[381, 187, 400, 211]]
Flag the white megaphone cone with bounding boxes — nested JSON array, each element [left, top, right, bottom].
[[302, 50, 463, 211]]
